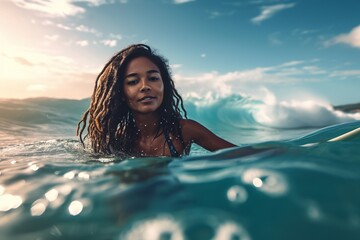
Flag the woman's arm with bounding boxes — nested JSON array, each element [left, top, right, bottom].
[[181, 119, 274, 156], [180, 119, 236, 151]]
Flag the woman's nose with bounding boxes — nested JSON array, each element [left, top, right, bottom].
[[140, 81, 150, 92]]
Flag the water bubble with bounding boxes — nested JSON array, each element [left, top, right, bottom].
[[28, 162, 39, 171], [98, 157, 115, 163], [45, 189, 59, 202], [64, 171, 76, 179], [213, 222, 251, 240], [58, 184, 72, 195], [31, 199, 48, 216], [78, 171, 90, 180], [122, 216, 184, 240], [0, 194, 23, 212], [227, 185, 248, 204], [68, 200, 83, 216], [242, 168, 287, 196], [306, 201, 322, 221], [252, 178, 263, 188]]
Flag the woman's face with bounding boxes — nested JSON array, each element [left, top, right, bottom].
[[123, 57, 164, 114]]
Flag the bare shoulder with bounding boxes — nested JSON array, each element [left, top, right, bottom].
[[179, 119, 206, 139], [179, 119, 202, 130], [178, 119, 204, 142], [179, 119, 236, 151]]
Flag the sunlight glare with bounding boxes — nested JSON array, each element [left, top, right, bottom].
[[69, 200, 83, 216], [0, 194, 23, 212]]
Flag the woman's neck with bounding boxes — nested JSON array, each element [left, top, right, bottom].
[[133, 112, 160, 138]]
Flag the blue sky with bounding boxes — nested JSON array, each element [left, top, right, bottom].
[[0, 0, 359, 105]]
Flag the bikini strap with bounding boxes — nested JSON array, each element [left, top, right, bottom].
[[164, 130, 180, 157]]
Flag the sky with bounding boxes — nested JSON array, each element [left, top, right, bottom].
[[0, 0, 359, 105]]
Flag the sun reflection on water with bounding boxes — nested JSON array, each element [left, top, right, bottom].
[[31, 199, 48, 216], [121, 216, 184, 240], [68, 200, 83, 216], [45, 189, 59, 202], [214, 222, 251, 240], [227, 185, 248, 204], [0, 193, 23, 212], [242, 168, 288, 196]]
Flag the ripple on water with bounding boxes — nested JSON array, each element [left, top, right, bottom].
[[120, 210, 251, 240], [242, 168, 288, 197]]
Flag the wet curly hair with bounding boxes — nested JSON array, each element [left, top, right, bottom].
[[77, 44, 187, 154]]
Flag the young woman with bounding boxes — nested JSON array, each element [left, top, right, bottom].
[[77, 44, 236, 157]]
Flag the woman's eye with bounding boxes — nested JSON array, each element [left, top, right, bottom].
[[149, 76, 159, 81], [127, 79, 138, 85]]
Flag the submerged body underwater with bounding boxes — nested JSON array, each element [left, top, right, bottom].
[[1, 96, 360, 240]]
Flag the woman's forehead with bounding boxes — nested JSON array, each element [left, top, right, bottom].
[[125, 57, 160, 74]]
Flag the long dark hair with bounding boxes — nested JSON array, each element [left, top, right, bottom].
[[77, 44, 187, 154]]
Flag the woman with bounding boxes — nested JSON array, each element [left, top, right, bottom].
[[77, 44, 235, 157]]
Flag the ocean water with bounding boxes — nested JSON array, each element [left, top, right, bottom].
[[1, 95, 360, 240]]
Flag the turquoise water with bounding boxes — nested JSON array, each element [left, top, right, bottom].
[[1, 97, 360, 240]]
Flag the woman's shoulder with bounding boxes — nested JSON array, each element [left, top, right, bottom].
[[179, 119, 236, 151], [179, 119, 208, 140], [179, 119, 202, 130]]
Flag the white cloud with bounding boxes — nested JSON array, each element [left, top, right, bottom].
[[330, 70, 360, 79], [172, 60, 330, 99], [11, 0, 85, 17], [326, 25, 360, 49], [101, 39, 117, 47], [302, 66, 326, 75], [11, 0, 125, 17], [76, 40, 89, 47], [109, 33, 122, 40], [279, 61, 303, 67], [170, 64, 182, 70], [75, 25, 101, 36], [174, 68, 280, 97], [0, 45, 98, 99], [268, 32, 283, 45], [209, 10, 235, 19], [44, 34, 59, 41], [173, 0, 195, 4], [251, 3, 296, 24], [84, 0, 127, 5], [27, 84, 49, 92], [56, 23, 72, 30], [41, 21, 102, 37], [201, 53, 206, 58], [210, 11, 221, 18]]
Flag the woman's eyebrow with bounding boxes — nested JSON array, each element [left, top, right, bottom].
[[147, 69, 160, 74], [125, 73, 138, 78], [125, 69, 160, 78]]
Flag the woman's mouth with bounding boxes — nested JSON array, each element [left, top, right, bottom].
[[138, 96, 156, 102]]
